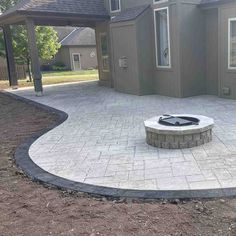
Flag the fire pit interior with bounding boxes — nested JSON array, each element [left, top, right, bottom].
[[144, 114, 214, 149], [159, 115, 200, 127]]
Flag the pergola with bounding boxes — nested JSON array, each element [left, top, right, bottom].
[[0, 0, 109, 95]]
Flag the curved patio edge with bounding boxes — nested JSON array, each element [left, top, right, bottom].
[[4, 91, 236, 199]]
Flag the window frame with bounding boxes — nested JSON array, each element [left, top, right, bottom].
[[153, 0, 168, 4], [110, 0, 121, 13], [228, 17, 236, 70], [154, 7, 171, 69], [100, 32, 109, 72]]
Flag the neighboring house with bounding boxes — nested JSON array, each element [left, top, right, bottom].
[[2, 0, 236, 99], [43, 27, 98, 71]]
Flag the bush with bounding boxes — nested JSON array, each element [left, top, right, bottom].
[[41, 64, 53, 71], [52, 62, 68, 71]]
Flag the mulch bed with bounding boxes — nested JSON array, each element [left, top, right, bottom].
[[1, 91, 236, 236]]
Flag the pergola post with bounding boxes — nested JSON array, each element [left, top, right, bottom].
[[3, 25, 18, 88], [25, 18, 43, 96]]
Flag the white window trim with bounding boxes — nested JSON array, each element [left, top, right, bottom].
[[153, 0, 168, 4], [154, 7, 171, 69], [228, 17, 236, 70], [72, 53, 81, 71], [110, 0, 121, 13], [100, 32, 109, 72]]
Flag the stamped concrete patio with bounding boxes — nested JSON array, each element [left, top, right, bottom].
[[10, 81, 236, 196]]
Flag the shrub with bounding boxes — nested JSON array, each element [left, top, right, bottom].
[[52, 62, 68, 71], [41, 64, 53, 71]]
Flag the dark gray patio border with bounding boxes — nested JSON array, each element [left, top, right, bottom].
[[3, 91, 236, 199]]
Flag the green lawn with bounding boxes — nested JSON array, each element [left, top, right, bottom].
[[0, 70, 98, 90], [42, 69, 98, 77]]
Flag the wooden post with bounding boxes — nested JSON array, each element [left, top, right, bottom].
[[3, 25, 18, 88], [25, 18, 43, 96]]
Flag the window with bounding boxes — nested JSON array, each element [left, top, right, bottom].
[[110, 0, 121, 13], [154, 7, 171, 68], [229, 18, 236, 69], [100, 33, 109, 72]]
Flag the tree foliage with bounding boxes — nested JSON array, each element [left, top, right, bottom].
[[11, 25, 60, 64], [0, 0, 61, 65], [0, 0, 18, 12]]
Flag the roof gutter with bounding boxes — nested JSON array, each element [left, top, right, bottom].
[[200, 0, 236, 8], [18, 10, 110, 20], [0, 9, 110, 26]]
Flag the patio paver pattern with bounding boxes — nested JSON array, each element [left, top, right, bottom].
[[11, 82, 236, 192]]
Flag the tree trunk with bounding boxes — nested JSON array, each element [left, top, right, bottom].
[[27, 58, 32, 82]]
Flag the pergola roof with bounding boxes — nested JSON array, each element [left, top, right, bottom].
[[0, 0, 110, 26]]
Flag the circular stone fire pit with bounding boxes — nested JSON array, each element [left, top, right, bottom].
[[144, 114, 214, 149]]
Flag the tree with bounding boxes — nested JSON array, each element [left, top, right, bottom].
[[0, 0, 61, 81], [11, 25, 60, 81], [0, 32, 5, 57], [0, 0, 18, 12]]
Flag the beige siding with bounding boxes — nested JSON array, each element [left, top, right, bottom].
[[69, 47, 97, 70], [205, 9, 218, 95], [179, 2, 206, 97], [218, 2, 236, 99], [153, 2, 181, 98], [55, 47, 71, 69], [111, 22, 140, 94]]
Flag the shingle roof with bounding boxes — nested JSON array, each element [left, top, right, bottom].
[[54, 26, 76, 42], [111, 5, 150, 24], [60, 27, 96, 46], [0, 0, 109, 19]]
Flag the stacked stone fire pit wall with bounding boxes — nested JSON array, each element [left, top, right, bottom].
[[145, 115, 214, 149], [146, 129, 212, 149]]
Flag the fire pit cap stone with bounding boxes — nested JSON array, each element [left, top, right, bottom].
[[144, 114, 214, 135]]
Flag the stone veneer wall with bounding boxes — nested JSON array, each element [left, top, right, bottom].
[[146, 129, 213, 149]]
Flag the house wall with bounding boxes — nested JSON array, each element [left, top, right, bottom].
[[69, 46, 97, 70], [110, 22, 139, 94], [109, 1, 182, 96], [110, 7, 154, 95], [136, 7, 154, 95], [205, 8, 219, 95], [118, 0, 153, 10], [218, 2, 236, 99], [153, 1, 181, 97], [179, 1, 206, 97], [104, 0, 236, 99], [55, 47, 71, 69]]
